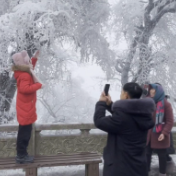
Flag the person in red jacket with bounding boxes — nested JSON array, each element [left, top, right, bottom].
[[12, 50, 42, 164]]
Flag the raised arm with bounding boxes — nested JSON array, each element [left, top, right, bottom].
[[31, 50, 40, 69], [31, 58, 37, 68], [93, 101, 123, 134]]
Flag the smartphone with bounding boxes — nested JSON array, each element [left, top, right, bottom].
[[104, 84, 110, 96]]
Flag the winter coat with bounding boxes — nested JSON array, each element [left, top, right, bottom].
[[12, 58, 42, 125], [93, 98, 155, 176], [147, 99, 174, 149]]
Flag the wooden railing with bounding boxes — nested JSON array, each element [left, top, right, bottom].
[[0, 124, 176, 158], [0, 123, 106, 158]]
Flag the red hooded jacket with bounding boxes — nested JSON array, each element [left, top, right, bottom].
[[13, 58, 42, 125]]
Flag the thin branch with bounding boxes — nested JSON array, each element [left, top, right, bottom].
[[54, 97, 75, 114], [38, 98, 57, 118]]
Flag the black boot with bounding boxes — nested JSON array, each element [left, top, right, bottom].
[[16, 155, 34, 164], [166, 155, 172, 163]]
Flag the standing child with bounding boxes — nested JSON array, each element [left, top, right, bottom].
[[12, 50, 42, 164]]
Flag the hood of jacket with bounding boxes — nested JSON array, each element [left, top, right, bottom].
[[112, 98, 155, 131], [12, 65, 31, 79]]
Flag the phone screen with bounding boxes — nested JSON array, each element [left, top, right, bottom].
[[104, 84, 110, 96]]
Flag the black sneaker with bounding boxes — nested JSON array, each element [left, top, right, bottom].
[[16, 155, 34, 164]]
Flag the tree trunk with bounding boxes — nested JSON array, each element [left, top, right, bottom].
[[121, 24, 154, 85], [121, 35, 139, 85], [119, 0, 176, 86]]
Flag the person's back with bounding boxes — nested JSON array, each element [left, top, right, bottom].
[[93, 82, 155, 176]]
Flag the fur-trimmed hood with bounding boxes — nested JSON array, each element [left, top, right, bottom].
[[12, 57, 42, 84], [12, 64, 42, 84], [112, 98, 155, 130], [12, 65, 32, 80], [12, 65, 31, 74], [112, 98, 155, 115]]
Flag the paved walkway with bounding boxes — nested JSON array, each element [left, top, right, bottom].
[[149, 155, 176, 176]]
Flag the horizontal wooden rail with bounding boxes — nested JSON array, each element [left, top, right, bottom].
[[0, 124, 176, 132], [35, 123, 96, 131], [0, 124, 18, 132], [0, 123, 97, 132]]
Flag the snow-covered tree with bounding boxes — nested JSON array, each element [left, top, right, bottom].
[[36, 77, 95, 123], [112, 0, 176, 86], [0, 0, 111, 123]]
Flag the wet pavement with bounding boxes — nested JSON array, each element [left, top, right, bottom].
[[149, 155, 176, 176]]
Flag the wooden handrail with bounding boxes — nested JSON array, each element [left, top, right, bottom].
[[0, 123, 96, 132], [0, 124, 176, 133]]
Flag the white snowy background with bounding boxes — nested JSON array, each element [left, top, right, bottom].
[[1, 0, 176, 175]]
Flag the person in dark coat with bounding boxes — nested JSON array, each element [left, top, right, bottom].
[[146, 84, 174, 176], [93, 82, 155, 176]]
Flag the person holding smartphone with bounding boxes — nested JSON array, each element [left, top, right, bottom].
[[93, 82, 155, 176]]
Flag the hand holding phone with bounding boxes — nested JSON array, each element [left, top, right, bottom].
[[99, 84, 112, 105], [104, 84, 110, 96]]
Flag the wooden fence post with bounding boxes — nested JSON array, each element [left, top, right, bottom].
[[85, 163, 99, 176], [25, 168, 37, 176]]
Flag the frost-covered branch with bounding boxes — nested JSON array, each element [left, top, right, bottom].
[[121, 36, 139, 85], [115, 60, 123, 73], [152, 1, 176, 24], [144, 0, 154, 24], [54, 97, 75, 114], [38, 97, 57, 118], [156, 0, 176, 13]]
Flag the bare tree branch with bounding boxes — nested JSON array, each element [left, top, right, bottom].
[[38, 98, 57, 118], [54, 97, 75, 114]]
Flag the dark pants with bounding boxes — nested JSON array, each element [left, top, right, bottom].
[[146, 144, 167, 174], [167, 132, 175, 155], [16, 124, 32, 156]]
